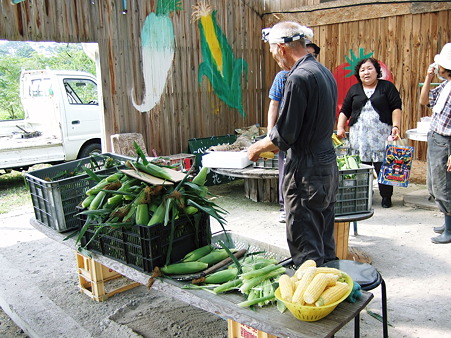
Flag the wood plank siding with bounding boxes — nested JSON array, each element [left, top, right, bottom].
[[262, 1, 451, 160], [0, 0, 449, 160]]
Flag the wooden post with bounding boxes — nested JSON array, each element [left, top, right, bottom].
[[334, 222, 350, 260]]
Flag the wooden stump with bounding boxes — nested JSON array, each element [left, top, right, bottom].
[[244, 178, 278, 203]]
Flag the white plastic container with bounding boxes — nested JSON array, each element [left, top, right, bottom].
[[202, 151, 252, 169]]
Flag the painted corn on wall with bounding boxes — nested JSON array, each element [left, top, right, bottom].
[[0, 0, 265, 156], [262, 1, 451, 160]]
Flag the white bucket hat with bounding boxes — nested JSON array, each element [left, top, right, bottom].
[[434, 43, 451, 70]]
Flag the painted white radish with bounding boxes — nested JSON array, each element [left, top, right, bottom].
[[131, 0, 182, 112]]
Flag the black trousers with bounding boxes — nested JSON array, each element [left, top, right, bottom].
[[284, 157, 338, 267], [362, 161, 393, 198]]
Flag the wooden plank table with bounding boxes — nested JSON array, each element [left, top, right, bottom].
[[30, 218, 374, 338], [211, 166, 279, 203]]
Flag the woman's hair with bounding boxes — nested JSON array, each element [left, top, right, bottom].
[[354, 58, 382, 82]]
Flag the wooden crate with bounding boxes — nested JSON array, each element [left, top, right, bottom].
[[228, 319, 277, 338], [76, 253, 140, 302], [334, 221, 350, 260]]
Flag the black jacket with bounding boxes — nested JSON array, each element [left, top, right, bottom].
[[341, 80, 402, 126], [269, 53, 338, 164]]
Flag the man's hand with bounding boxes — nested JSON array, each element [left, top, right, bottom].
[[247, 136, 279, 162], [247, 142, 262, 162], [448, 155, 451, 172]]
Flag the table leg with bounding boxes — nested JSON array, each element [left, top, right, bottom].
[[354, 312, 360, 338]]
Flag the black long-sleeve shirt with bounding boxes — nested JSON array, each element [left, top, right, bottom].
[[269, 53, 338, 164]]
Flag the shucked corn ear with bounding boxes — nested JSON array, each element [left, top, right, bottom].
[[315, 267, 343, 277], [182, 245, 213, 262], [260, 151, 275, 159], [332, 133, 343, 147], [278, 274, 294, 303], [294, 259, 317, 280], [315, 281, 350, 306], [292, 266, 316, 304], [160, 261, 208, 275], [303, 273, 331, 304]]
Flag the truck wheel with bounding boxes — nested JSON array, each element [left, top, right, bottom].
[[79, 142, 102, 158]]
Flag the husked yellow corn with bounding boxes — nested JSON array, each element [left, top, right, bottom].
[[315, 267, 343, 276], [292, 266, 316, 304], [260, 151, 275, 159], [278, 274, 294, 302], [315, 281, 350, 307], [294, 259, 317, 279], [303, 273, 330, 304], [325, 273, 339, 287]]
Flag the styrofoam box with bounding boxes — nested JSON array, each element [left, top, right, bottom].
[[202, 151, 252, 169]]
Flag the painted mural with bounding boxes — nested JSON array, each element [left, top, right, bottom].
[[131, 0, 182, 112], [192, 2, 248, 117], [332, 48, 394, 116]]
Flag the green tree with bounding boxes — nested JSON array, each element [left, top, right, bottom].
[[0, 55, 24, 119]]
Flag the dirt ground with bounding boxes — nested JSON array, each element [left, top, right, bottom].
[[1, 159, 450, 338]]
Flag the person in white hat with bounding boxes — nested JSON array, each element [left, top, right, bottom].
[[262, 27, 321, 224], [419, 42, 451, 244], [249, 21, 338, 266]]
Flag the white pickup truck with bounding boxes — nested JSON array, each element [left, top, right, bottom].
[[0, 69, 102, 171]]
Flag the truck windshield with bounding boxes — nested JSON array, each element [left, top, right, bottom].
[[63, 78, 98, 105]]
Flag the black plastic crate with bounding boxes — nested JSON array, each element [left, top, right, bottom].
[[26, 153, 131, 233], [80, 212, 211, 274], [335, 164, 373, 216]]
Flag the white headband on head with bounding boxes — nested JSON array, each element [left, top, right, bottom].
[[262, 27, 306, 44]]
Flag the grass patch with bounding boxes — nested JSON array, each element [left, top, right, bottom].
[[0, 171, 32, 214]]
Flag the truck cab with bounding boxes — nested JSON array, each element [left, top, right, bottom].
[[0, 69, 102, 170]]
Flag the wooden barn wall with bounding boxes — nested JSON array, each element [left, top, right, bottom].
[[0, 0, 265, 156], [262, 2, 451, 160], [0, 1, 449, 160]]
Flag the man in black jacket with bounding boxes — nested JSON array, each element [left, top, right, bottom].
[[248, 21, 338, 266]]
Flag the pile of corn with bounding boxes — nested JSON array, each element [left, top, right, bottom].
[[278, 260, 351, 307], [75, 143, 228, 257], [177, 251, 287, 309], [79, 164, 212, 227]]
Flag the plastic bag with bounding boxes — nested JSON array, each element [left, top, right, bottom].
[[377, 139, 414, 187]]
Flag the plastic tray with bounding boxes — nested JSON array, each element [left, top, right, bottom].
[[253, 153, 279, 169], [81, 212, 211, 274], [335, 164, 373, 216], [26, 153, 131, 232]]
